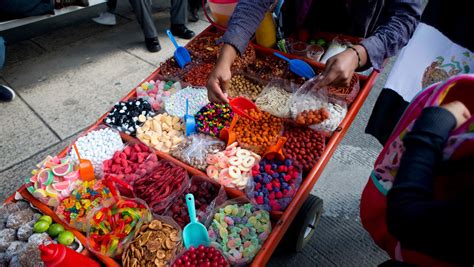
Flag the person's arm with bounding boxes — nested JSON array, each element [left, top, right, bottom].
[[219, 0, 274, 55], [315, 0, 422, 89], [360, 0, 422, 71], [207, 0, 274, 103], [387, 103, 474, 264]]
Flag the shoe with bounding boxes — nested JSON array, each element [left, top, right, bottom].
[[189, 9, 199, 23], [145, 37, 161, 53], [170, 24, 195, 40], [92, 12, 117, 26], [0, 84, 16, 102], [55, 0, 89, 9]]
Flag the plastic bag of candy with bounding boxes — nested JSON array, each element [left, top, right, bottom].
[[27, 155, 81, 207], [171, 244, 230, 267], [309, 98, 347, 133], [86, 197, 152, 257], [55, 179, 116, 231], [132, 159, 190, 215], [247, 157, 303, 212], [289, 78, 330, 127], [102, 142, 157, 197], [170, 134, 225, 171], [165, 176, 227, 229], [255, 78, 296, 119], [207, 197, 272, 265]]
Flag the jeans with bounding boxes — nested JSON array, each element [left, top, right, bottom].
[[105, 0, 186, 38], [0, 0, 54, 20], [0, 37, 5, 69]]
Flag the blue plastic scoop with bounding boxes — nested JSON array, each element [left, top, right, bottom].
[[183, 193, 210, 249], [184, 98, 197, 136], [274, 52, 316, 79], [166, 30, 191, 69]]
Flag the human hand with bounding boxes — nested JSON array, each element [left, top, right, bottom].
[[206, 44, 238, 103], [315, 45, 367, 89], [441, 101, 471, 129]]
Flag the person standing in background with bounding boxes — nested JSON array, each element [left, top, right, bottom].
[[92, 0, 195, 52]]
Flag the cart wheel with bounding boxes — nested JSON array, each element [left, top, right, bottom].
[[281, 194, 323, 252]]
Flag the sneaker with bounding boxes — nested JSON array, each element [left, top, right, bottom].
[[92, 12, 117, 26], [55, 0, 89, 9], [170, 24, 195, 40], [145, 37, 161, 53], [0, 84, 16, 102]]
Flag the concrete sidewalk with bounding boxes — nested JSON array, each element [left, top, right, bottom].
[[0, 3, 390, 266]]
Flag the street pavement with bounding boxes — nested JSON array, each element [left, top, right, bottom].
[[0, 2, 394, 265]]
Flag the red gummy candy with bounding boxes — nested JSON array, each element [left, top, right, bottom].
[[265, 183, 273, 191], [123, 146, 131, 156], [264, 165, 272, 172], [251, 169, 259, 176], [268, 192, 275, 200], [275, 191, 283, 199], [255, 183, 261, 190], [256, 196, 264, 204], [284, 175, 292, 182]]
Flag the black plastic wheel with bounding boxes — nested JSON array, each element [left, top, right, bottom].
[[280, 194, 323, 252]]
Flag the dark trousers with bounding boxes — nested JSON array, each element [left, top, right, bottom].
[[106, 0, 187, 38], [0, 0, 53, 21]]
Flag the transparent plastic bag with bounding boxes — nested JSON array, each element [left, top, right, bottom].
[[246, 157, 303, 212], [122, 215, 184, 266], [327, 73, 360, 104], [320, 37, 349, 64], [289, 78, 331, 127], [165, 176, 227, 229], [102, 142, 156, 197], [255, 78, 296, 118], [309, 98, 347, 133], [86, 197, 152, 257], [207, 197, 272, 266], [131, 159, 190, 215], [170, 134, 225, 171]]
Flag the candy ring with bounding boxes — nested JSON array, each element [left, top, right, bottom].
[[217, 157, 229, 169], [206, 166, 219, 180], [250, 152, 261, 161], [228, 166, 242, 179], [228, 156, 242, 166], [239, 165, 251, 172], [218, 169, 233, 186], [227, 142, 238, 150], [206, 154, 218, 165], [236, 149, 251, 158], [241, 156, 256, 168], [224, 146, 237, 157]]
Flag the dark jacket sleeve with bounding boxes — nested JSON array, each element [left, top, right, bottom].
[[387, 107, 474, 264], [219, 0, 274, 55], [360, 0, 422, 70]]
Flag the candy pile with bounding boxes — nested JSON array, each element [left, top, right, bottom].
[[187, 34, 220, 62], [245, 56, 287, 81], [136, 113, 185, 153], [159, 58, 185, 77], [227, 46, 256, 71], [208, 203, 271, 265], [104, 99, 155, 136], [295, 108, 330, 126], [28, 156, 80, 207], [0, 201, 50, 267], [183, 63, 214, 87], [55, 180, 114, 231], [102, 143, 154, 195], [310, 102, 347, 132], [255, 84, 293, 118], [170, 134, 225, 171], [164, 87, 209, 117], [234, 109, 284, 155], [227, 74, 264, 101], [250, 158, 301, 211], [283, 126, 325, 172], [136, 79, 182, 111], [195, 103, 234, 137], [122, 219, 182, 267], [206, 142, 260, 190], [69, 128, 124, 175], [328, 74, 359, 104], [172, 245, 229, 267], [88, 199, 151, 257], [133, 160, 189, 214], [166, 177, 222, 228]]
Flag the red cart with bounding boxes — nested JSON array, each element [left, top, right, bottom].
[[5, 25, 379, 266]]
